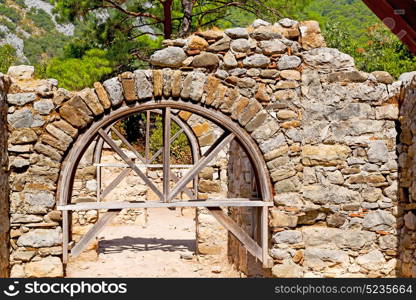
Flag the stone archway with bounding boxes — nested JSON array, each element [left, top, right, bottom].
[[3, 18, 414, 278]]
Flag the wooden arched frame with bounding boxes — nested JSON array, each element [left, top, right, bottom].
[[57, 100, 273, 268]]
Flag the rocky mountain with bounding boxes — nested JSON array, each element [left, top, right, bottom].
[[0, 0, 74, 63]]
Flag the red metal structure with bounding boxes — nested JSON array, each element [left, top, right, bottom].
[[363, 0, 416, 54]]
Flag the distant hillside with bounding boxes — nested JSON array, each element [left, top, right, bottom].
[[0, 0, 75, 65]]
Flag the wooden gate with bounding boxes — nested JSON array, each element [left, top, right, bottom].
[[57, 101, 273, 268]]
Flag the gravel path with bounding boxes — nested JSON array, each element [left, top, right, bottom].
[[66, 208, 240, 278]]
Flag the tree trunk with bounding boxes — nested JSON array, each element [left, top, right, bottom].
[[180, 0, 194, 37], [163, 0, 173, 39]]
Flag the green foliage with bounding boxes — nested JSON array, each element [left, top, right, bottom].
[[0, 4, 21, 23], [26, 7, 55, 32], [0, 16, 17, 32], [14, 0, 27, 8], [45, 48, 112, 90], [303, 0, 416, 78], [0, 44, 17, 73], [149, 115, 192, 164], [24, 31, 69, 64]]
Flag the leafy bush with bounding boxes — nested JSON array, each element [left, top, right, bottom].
[[45, 48, 112, 90], [0, 4, 21, 23], [0, 16, 17, 32], [0, 44, 17, 73], [24, 31, 69, 64], [26, 7, 55, 32]]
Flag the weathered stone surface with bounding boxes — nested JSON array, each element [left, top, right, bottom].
[[34, 143, 62, 162], [207, 36, 231, 51], [192, 52, 220, 67], [59, 103, 91, 129], [302, 227, 376, 250], [230, 39, 251, 53], [197, 29, 224, 40], [272, 262, 303, 278], [274, 176, 301, 193], [119, 72, 138, 101], [299, 20, 326, 50], [78, 88, 104, 115], [40, 133, 69, 151], [375, 104, 399, 120], [362, 210, 395, 230], [250, 26, 281, 40], [25, 256, 63, 277], [367, 140, 389, 163], [303, 48, 355, 71], [103, 77, 124, 106], [278, 55, 302, 70], [153, 70, 163, 97], [52, 120, 77, 138], [199, 179, 221, 193], [171, 70, 182, 97], [302, 184, 360, 205], [372, 71, 394, 84], [181, 72, 206, 101], [134, 70, 153, 99], [188, 35, 208, 50], [17, 228, 61, 247], [272, 230, 302, 244], [270, 209, 298, 228], [327, 71, 368, 83], [34, 99, 54, 115], [280, 70, 301, 81], [9, 128, 37, 144], [45, 124, 73, 146], [356, 250, 386, 271], [11, 214, 43, 223], [7, 65, 35, 79], [404, 212, 416, 230], [224, 27, 249, 39], [243, 54, 271, 68], [301, 145, 351, 166], [379, 234, 397, 250], [259, 39, 287, 55], [93, 82, 111, 109], [238, 99, 262, 126], [8, 92, 36, 106], [150, 47, 187, 67], [304, 248, 349, 270], [8, 108, 35, 128]]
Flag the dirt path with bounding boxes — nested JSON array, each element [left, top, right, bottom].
[[66, 208, 241, 278]]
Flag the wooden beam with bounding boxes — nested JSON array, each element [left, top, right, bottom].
[[98, 129, 164, 200], [145, 110, 151, 163], [207, 207, 264, 263], [110, 126, 146, 164], [100, 168, 131, 200], [71, 210, 120, 258], [168, 133, 234, 201], [58, 199, 272, 211], [163, 107, 171, 202]]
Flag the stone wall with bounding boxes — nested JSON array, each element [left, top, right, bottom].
[[398, 73, 416, 278], [4, 18, 415, 278], [0, 73, 11, 277]]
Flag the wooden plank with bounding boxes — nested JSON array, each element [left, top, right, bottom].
[[98, 129, 163, 200], [100, 168, 131, 200], [170, 170, 195, 199], [163, 107, 171, 202], [145, 110, 150, 163], [110, 126, 146, 164], [261, 206, 273, 267], [71, 210, 120, 258], [207, 207, 263, 262], [148, 128, 184, 164], [58, 199, 273, 211], [168, 133, 235, 201], [62, 210, 69, 264], [93, 163, 193, 168]]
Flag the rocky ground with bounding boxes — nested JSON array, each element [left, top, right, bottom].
[[66, 208, 241, 278]]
